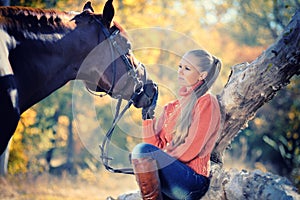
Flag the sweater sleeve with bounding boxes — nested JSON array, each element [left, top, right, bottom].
[[167, 94, 220, 162], [142, 106, 168, 149]]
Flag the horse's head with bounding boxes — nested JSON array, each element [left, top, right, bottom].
[[75, 0, 157, 108]]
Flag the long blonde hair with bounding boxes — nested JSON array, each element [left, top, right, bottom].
[[172, 49, 221, 147]]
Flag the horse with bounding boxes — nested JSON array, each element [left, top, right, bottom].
[[0, 0, 157, 158]]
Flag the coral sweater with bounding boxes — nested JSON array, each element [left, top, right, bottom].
[[142, 86, 221, 177]]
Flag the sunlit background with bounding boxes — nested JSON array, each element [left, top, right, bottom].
[[1, 0, 299, 199]]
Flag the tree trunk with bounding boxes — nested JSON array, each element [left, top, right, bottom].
[[211, 10, 300, 165], [112, 10, 300, 200], [204, 9, 300, 199]]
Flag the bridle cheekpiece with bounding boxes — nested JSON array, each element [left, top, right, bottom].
[[90, 15, 151, 174]]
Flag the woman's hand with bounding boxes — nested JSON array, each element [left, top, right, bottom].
[[142, 86, 158, 120]]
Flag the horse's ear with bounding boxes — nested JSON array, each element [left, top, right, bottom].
[[83, 1, 94, 13], [103, 0, 114, 28], [70, 2, 94, 23]]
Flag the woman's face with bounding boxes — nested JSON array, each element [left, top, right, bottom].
[[178, 53, 205, 87]]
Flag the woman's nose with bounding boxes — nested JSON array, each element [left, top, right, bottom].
[[178, 68, 183, 74]]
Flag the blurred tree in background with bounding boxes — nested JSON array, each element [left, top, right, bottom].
[[5, 0, 300, 190], [223, 0, 299, 46]]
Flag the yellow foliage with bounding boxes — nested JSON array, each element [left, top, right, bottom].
[[8, 109, 37, 174], [80, 169, 97, 184], [58, 115, 70, 126], [15, 121, 24, 134], [20, 109, 37, 127], [126, 135, 133, 143], [123, 0, 137, 6], [11, 130, 23, 142], [253, 118, 265, 128], [8, 109, 38, 174], [288, 111, 296, 120], [8, 133, 28, 174], [94, 95, 111, 106], [129, 107, 142, 124], [27, 127, 40, 135]]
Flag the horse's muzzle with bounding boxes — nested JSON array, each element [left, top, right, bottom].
[[133, 81, 158, 108]]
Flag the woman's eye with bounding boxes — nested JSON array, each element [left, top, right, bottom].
[[178, 65, 191, 71]]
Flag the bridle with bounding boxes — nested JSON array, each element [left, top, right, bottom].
[[88, 17, 146, 99], [89, 16, 151, 175]]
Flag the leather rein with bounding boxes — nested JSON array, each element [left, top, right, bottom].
[[90, 16, 148, 175]]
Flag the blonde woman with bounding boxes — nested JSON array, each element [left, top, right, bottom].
[[132, 49, 222, 200]]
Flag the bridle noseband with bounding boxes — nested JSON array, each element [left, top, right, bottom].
[[87, 16, 146, 99], [89, 16, 151, 175]]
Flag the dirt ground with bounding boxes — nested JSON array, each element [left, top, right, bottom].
[[0, 155, 261, 200], [0, 169, 138, 200]]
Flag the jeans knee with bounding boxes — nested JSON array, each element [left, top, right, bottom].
[[131, 143, 158, 159]]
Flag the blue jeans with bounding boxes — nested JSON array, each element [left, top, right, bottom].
[[131, 143, 210, 200]]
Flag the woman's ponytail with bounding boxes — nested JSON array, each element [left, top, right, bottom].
[[172, 50, 222, 147]]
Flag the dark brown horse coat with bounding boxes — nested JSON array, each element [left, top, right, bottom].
[[0, 1, 156, 156]]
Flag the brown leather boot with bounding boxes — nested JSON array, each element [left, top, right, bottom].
[[132, 157, 163, 200]]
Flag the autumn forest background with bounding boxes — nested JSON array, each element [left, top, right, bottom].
[[0, 0, 299, 199]]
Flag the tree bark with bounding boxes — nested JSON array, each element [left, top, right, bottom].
[[112, 10, 300, 200], [203, 9, 300, 199], [211, 9, 300, 166]]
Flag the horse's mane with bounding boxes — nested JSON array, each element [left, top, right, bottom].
[[0, 6, 76, 34]]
